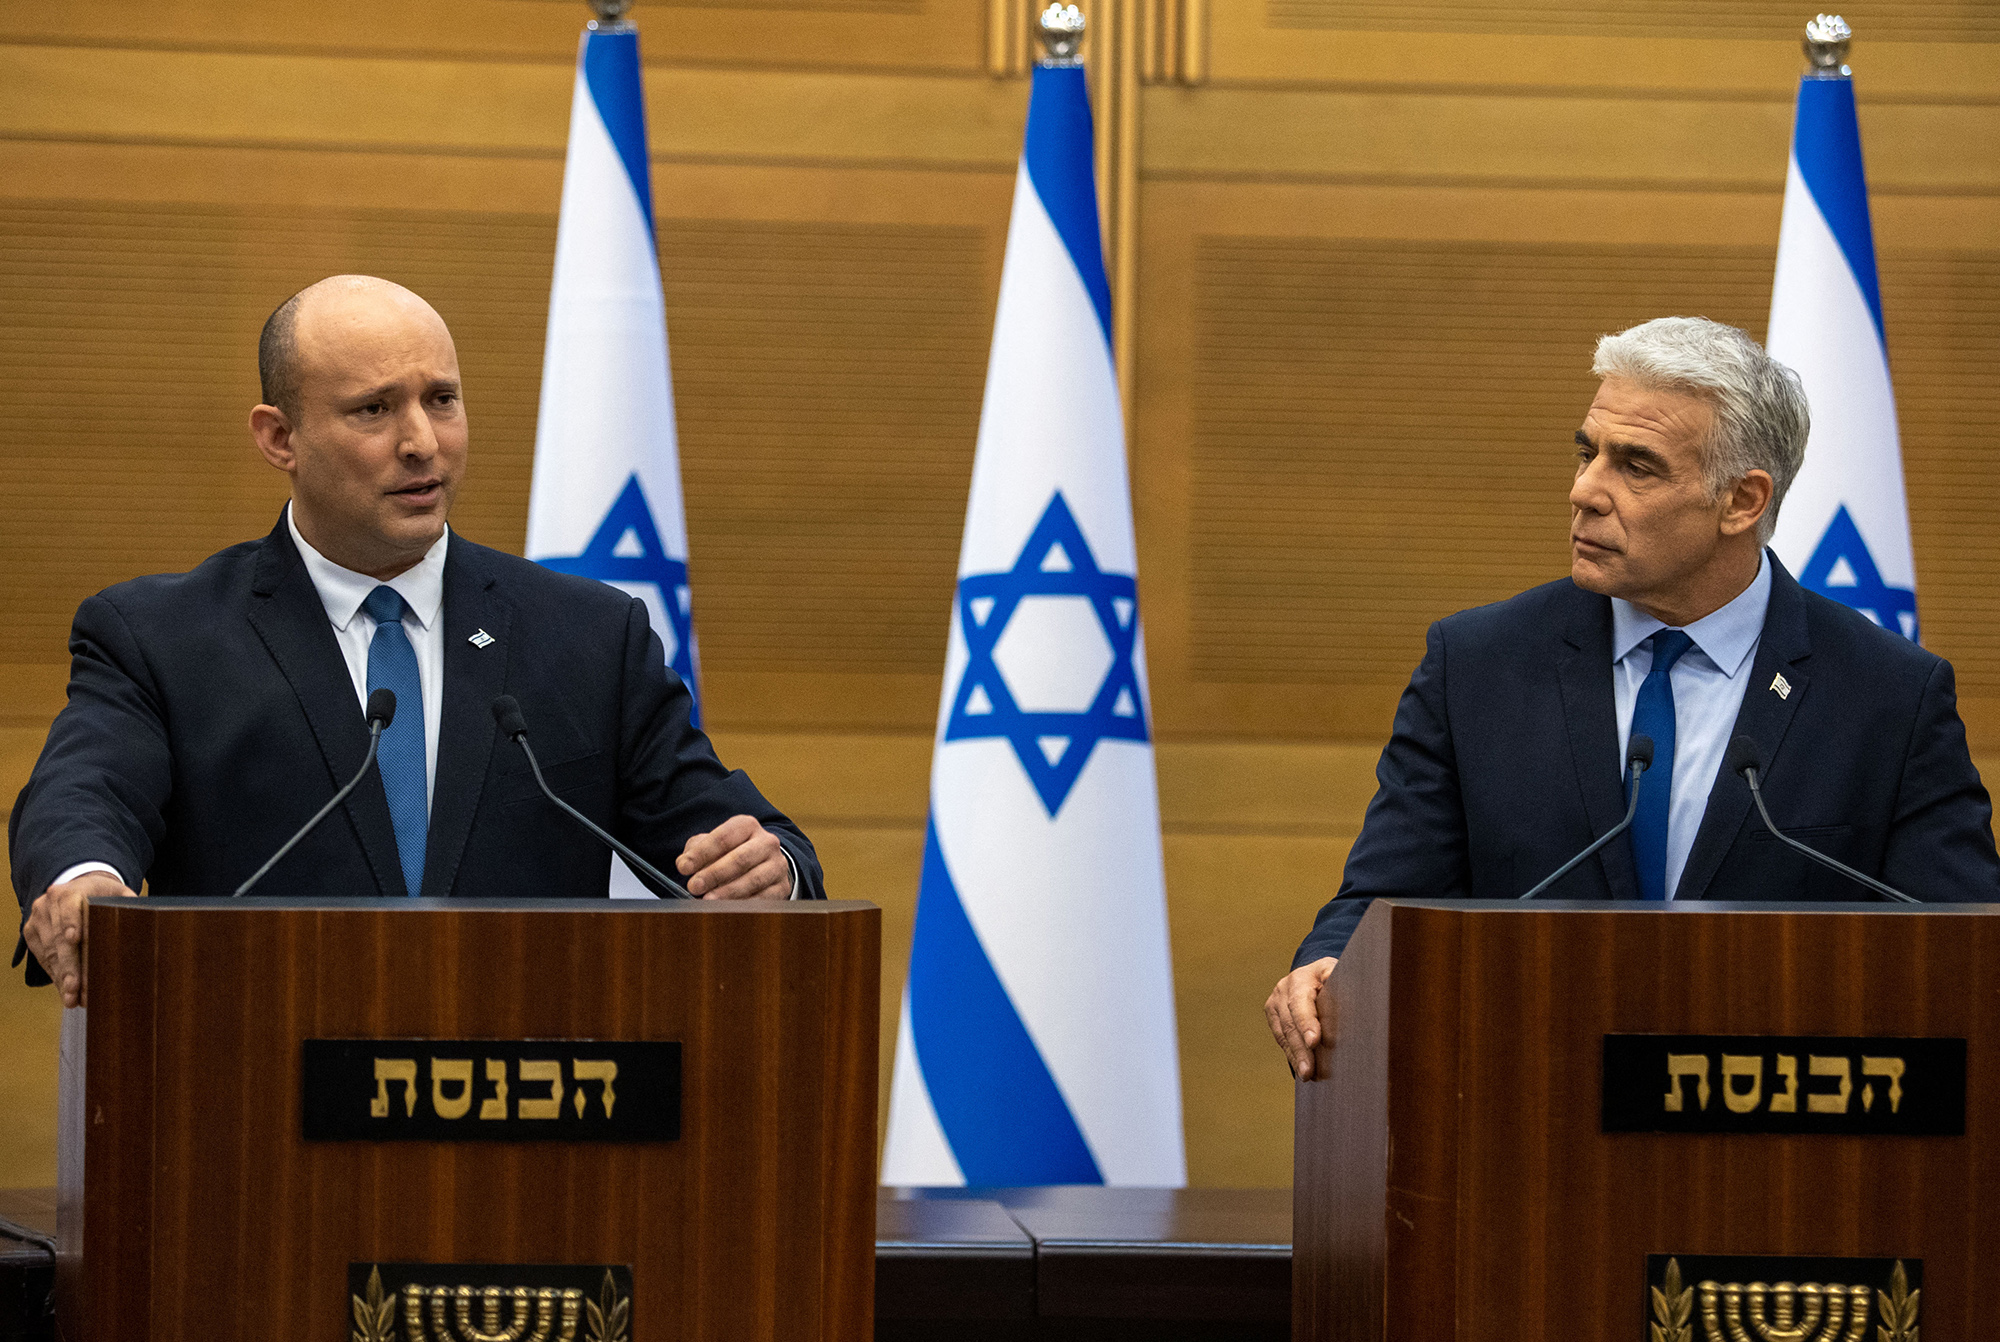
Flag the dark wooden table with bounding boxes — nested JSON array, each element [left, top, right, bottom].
[[0, 1185, 1290, 1341], [879, 1187, 1291, 1341]]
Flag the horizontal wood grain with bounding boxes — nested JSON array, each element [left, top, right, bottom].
[[0, 0, 981, 73], [1208, 9, 1998, 98], [1140, 85, 1998, 193], [1264, 0, 2000, 43], [61, 898, 880, 1341], [0, 45, 1027, 168]]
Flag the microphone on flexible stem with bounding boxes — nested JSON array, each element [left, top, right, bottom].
[[1726, 735, 1919, 904], [234, 689, 397, 897], [1519, 734, 1655, 899], [489, 695, 698, 900]]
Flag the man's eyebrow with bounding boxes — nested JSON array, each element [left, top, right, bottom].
[[1577, 429, 1670, 469]]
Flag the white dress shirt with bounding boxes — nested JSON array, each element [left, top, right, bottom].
[[1610, 550, 1773, 900], [286, 504, 448, 810]]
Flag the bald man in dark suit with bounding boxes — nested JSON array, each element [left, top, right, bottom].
[[14, 276, 822, 1004]]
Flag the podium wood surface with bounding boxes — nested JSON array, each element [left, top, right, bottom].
[[1295, 898, 2000, 1341], [58, 896, 880, 1341]]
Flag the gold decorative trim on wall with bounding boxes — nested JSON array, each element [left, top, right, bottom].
[[1140, 0, 1208, 86], [988, 0, 1035, 76]]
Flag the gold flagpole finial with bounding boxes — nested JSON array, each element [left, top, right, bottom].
[[1036, 3, 1085, 66]]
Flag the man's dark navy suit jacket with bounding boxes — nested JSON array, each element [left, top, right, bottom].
[[1295, 555, 1998, 966], [11, 515, 824, 984]]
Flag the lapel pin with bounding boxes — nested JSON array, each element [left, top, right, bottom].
[[1770, 672, 1791, 700], [468, 629, 496, 649]]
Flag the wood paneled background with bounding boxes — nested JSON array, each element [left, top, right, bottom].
[[0, 0, 1994, 1190]]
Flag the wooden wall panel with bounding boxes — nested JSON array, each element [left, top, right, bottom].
[[0, 47, 1027, 173], [1264, 0, 2000, 41], [1183, 237, 1775, 687], [663, 220, 988, 677], [1891, 252, 2000, 692], [0, 203, 995, 709], [1206, 12, 1990, 101], [0, 201, 550, 663], [0, 0, 978, 72]]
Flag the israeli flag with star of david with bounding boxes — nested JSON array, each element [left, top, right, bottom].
[[880, 59, 1185, 1186], [1766, 59, 1919, 640], [527, 16, 699, 898]]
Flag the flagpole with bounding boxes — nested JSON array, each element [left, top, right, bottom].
[[531, 0, 706, 904], [881, 0, 1184, 1188], [1765, 13, 1920, 640]]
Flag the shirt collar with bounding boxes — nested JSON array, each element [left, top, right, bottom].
[[1610, 548, 1771, 679], [286, 502, 448, 633]]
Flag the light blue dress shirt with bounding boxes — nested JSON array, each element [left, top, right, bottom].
[[1611, 550, 1773, 900]]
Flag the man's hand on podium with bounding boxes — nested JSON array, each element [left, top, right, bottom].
[[676, 815, 793, 900], [24, 871, 142, 1008], [1265, 956, 1337, 1082]]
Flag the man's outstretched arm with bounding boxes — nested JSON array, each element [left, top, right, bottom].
[[1264, 618, 1472, 1079]]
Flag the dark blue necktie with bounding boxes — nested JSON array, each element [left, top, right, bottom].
[[1629, 629, 1695, 902], [363, 586, 427, 898]]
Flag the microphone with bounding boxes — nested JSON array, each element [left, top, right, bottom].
[[1519, 734, 1654, 899], [1726, 735, 1919, 904], [234, 689, 397, 897], [489, 695, 698, 900]]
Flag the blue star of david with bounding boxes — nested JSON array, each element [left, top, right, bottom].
[[945, 492, 1148, 816], [537, 474, 702, 723], [1799, 504, 1919, 642]]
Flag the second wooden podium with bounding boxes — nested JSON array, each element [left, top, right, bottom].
[[1295, 897, 1999, 1340], [58, 896, 880, 1342]]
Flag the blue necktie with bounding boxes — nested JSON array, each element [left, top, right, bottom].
[[1628, 629, 1694, 902], [363, 586, 427, 898]]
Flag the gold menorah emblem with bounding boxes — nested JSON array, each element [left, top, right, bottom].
[[352, 1266, 630, 1342], [1650, 1258, 1920, 1342]]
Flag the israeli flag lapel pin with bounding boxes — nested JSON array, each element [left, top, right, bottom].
[[468, 629, 496, 650], [1770, 672, 1791, 699]]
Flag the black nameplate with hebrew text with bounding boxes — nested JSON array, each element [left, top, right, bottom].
[[1603, 1035, 1963, 1135], [304, 1039, 679, 1141]]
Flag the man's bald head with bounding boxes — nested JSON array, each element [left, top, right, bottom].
[[248, 275, 467, 579], [257, 275, 446, 419]]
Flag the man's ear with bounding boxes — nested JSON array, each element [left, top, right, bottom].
[[1720, 469, 1774, 538], [250, 404, 296, 472]]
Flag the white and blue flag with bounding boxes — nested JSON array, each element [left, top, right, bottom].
[[528, 18, 698, 898], [1766, 52, 1918, 639], [880, 59, 1185, 1186]]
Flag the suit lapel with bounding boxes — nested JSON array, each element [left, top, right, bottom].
[[1556, 587, 1640, 899], [1676, 556, 1812, 900], [420, 535, 512, 899], [245, 514, 405, 898]]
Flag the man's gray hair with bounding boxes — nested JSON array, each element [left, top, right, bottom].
[[1592, 316, 1810, 544]]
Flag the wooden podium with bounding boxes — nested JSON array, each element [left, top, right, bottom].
[[1295, 898, 2000, 1340], [57, 896, 880, 1341]]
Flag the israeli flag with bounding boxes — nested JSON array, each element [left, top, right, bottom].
[[880, 60, 1185, 1186], [1766, 58, 1918, 639], [527, 17, 698, 898]]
